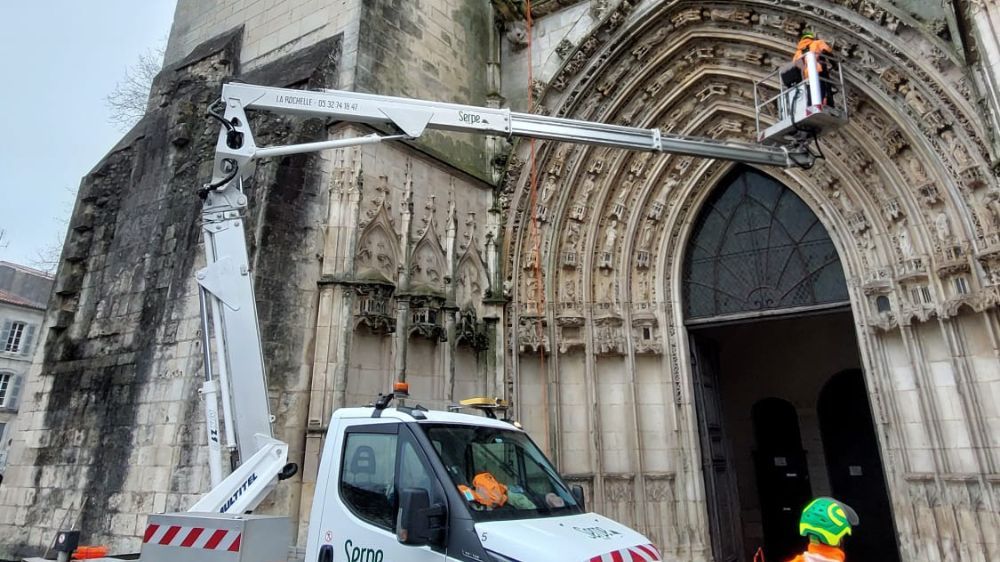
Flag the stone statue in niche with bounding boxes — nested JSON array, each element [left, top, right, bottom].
[[547, 145, 570, 177], [564, 221, 581, 248], [882, 198, 903, 222], [631, 27, 667, 61], [854, 46, 888, 75], [522, 249, 538, 271], [630, 152, 651, 177], [596, 65, 629, 97], [603, 220, 619, 255], [643, 70, 674, 100], [710, 7, 755, 24], [637, 275, 651, 302], [562, 278, 577, 302], [834, 188, 855, 214], [859, 228, 876, 251], [934, 212, 953, 243], [639, 221, 655, 250], [897, 221, 915, 259], [904, 152, 929, 184], [525, 276, 539, 303], [540, 175, 557, 205], [901, 83, 931, 117], [978, 190, 1000, 232], [580, 176, 597, 200], [598, 275, 616, 303], [941, 129, 973, 168]]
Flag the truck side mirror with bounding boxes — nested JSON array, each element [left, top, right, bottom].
[[397, 488, 445, 547], [571, 485, 586, 510]]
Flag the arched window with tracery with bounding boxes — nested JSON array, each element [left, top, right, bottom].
[[683, 167, 849, 321]]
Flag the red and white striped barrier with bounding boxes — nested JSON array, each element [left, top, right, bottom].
[[143, 524, 242, 552], [588, 543, 662, 562]]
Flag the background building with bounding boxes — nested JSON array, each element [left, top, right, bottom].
[[0, 262, 53, 476], [1, 1, 999, 561]]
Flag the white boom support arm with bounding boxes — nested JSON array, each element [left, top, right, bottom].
[[192, 81, 816, 515]]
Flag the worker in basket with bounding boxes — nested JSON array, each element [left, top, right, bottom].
[[792, 31, 834, 106], [787, 497, 859, 562]]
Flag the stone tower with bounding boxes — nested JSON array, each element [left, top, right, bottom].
[[1, 1, 999, 561]]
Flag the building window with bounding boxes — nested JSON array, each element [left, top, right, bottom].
[[0, 372, 20, 410], [4, 322, 26, 353], [340, 430, 399, 530], [955, 276, 970, 295], [682, 167, 849, 320]]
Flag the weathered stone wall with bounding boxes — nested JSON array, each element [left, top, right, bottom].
[[166, 0, 494, 181], [355, 0, 493, 180], [0, 28, 352, 557], [164, 0, 362, 84], [0, 32, 242, 555]]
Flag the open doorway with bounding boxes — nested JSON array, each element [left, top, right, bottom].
[[682, 168, 900, 561]]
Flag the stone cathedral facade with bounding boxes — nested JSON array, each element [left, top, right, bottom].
[[1, 1, 999, 561]]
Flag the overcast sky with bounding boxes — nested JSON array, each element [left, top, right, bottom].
[[0, 1, 177, 268]]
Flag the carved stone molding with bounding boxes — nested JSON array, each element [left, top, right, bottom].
[[408, 294, 446, 341], [594, 314, 625, 355], [518, 315, 549, 354], [456, 308, 489, 351], [354, 282, 396, 335]]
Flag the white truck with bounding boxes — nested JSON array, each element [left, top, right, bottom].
[[49, 52, 844, 562]]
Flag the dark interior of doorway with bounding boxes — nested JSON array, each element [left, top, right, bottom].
[[689, 310, 901, 562]]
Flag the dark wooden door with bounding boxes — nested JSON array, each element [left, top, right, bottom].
[[690, 335, 742, 562], [819, 371, 900, 562], [751, 398, 813, 560]]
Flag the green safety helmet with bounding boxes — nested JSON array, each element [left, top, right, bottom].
[[801, 30, 816, 40], [799, 497, 859, 547]]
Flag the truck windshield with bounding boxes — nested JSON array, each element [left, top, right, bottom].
[[421, 423, 582, 522]]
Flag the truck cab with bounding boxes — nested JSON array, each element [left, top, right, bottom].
[[305, 404, 659, 562]]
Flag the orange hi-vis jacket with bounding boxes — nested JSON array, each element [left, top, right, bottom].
[[793, 38, 833, 77], [787, 543, 846, 562]]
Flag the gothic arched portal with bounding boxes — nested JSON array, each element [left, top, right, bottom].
[[501, 1, 1000, 560]]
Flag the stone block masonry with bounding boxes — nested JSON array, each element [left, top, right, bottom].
[[0, 29, 346, 558]]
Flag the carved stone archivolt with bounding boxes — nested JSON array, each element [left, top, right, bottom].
[[506, 0, 997, 342], [500, 2, 1000, 559]]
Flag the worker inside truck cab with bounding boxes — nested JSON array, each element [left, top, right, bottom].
[[792, 31, 835, 106], [787, 497, 859, 562]]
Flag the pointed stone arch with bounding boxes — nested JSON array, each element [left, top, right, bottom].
[[455, 246, 488, 312], [500, 2, 1000, 559], [409, 228, 446, 293], [355, 205, 399, 284]]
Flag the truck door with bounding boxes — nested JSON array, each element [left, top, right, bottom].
[[334, 423, 447, 561]]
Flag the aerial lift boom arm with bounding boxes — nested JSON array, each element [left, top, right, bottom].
[[193, 80, 819, 515]]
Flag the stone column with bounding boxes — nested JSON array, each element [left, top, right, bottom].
[[394, 165, 415, 382], [444, 198, 458, 400]]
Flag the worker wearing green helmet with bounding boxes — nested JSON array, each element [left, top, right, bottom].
[[788, 497, 859, 562]]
